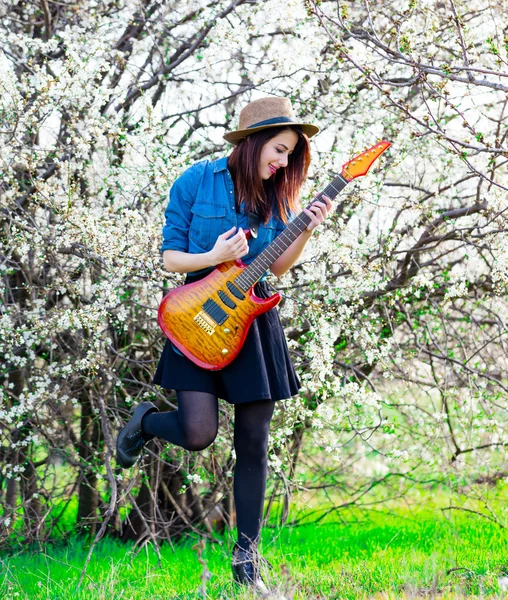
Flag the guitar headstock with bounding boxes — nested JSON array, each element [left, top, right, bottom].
[[341, 141, 391, 181]]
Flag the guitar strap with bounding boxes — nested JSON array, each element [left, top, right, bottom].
[[245, 185, 278, 239], [247, 212, 260, 238]]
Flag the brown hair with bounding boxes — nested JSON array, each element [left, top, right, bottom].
[[227, 126, 311, 224]]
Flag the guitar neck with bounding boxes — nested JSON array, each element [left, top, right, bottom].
[[235, 172, 350, 291]]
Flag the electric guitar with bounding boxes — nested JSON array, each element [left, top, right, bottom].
[[158, 141, 391, 370]]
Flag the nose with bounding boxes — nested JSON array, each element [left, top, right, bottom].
[[278, 153, 289, 167]]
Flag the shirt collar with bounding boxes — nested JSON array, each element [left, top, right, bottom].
[[212, 156, 229, 173]]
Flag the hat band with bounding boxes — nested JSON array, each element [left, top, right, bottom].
[[247, 116, 297, 129]]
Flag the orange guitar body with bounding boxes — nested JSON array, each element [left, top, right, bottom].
[[158, 260, 281, 370]]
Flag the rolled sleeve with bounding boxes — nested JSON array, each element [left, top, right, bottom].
[[161, 161, 207, 253]]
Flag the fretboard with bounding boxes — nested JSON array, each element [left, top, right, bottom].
[[234, 172, 350, 290]]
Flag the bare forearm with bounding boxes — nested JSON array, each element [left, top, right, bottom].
[[270, 229, 313, 278], [163, 249, 216, 273]]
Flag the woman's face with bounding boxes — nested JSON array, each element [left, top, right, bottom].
[[258, 129, 299, 181]]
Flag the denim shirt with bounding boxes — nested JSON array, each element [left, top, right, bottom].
[[161, 156, 294, 277]]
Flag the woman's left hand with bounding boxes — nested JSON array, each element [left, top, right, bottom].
[[303, 195, 333, 233]]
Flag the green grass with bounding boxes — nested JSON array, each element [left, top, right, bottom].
[[1, 501, 508, 599]]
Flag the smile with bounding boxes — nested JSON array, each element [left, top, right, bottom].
[[269, 165, 278, 174]]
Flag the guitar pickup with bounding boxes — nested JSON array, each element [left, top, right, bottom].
[[227, 281, 245, 300], [202, 298, 229, 325], [218, 290, 236, 309]]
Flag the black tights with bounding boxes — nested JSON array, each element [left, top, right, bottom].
[[142, 391, 275, 551]]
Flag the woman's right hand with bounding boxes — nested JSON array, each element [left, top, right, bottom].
[[208, 226, 249, 265]]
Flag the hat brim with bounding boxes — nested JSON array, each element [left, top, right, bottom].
[[223, 122, 319, 145]]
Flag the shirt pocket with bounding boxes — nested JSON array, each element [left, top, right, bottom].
[[189, 203, 227, 251]]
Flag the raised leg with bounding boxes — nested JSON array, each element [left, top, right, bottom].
[[142, 390, 219, 451]]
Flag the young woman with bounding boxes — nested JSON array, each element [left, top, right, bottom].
[[116, 97, 332, 589]]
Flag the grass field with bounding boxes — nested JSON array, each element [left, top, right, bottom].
[[1, 492, 508, 599]]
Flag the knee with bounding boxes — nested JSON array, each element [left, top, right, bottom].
[[184, 427, 218, 451], [185, 437, 215, 452], [234, 428, 269, 460]]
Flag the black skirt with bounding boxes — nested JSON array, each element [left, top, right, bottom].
[[153, 274, 301, 404]]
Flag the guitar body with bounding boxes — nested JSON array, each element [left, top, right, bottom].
[[158, 260, 281, 370]]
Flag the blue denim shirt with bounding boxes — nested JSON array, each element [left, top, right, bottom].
[[161, 156, 294, 277]]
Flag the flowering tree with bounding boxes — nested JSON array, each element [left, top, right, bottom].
[[293, 0, 508, 522], [0, 0, 507, 550]]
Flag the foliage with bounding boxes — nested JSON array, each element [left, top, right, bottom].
[[2, 489, 508, 598]]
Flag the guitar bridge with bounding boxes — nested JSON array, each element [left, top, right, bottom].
[[194, 311, 216, 336]]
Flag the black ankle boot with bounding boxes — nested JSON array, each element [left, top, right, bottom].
[[232, 543, 269, 592], [116, 401, 158, 468]]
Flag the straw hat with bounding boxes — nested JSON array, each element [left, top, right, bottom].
[[223, 96, 319, 145]]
